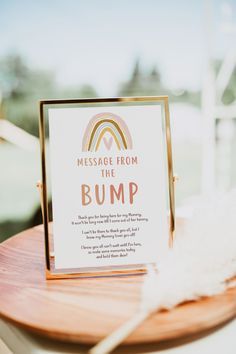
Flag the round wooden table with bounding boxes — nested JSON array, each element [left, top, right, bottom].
[[0, 224, 236, 349]]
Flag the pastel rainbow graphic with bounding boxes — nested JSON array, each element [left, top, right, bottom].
[[82, 112, 133, 152]]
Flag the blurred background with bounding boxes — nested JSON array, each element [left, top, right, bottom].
[[0, 0, 236, 241]]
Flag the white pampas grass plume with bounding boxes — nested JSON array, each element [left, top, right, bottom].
[[89, 191, 236, 354], [145, 191, 236, 311]]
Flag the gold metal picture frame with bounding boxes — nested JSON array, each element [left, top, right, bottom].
[[38, 96, 175, 279]]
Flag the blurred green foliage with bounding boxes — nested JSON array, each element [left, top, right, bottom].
[[0, 54, 97, 136], [118, 59, 200, 106], [214, 59, 236, 105]]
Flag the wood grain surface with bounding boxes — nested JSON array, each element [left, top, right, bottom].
[[0, 224, 236, 345]]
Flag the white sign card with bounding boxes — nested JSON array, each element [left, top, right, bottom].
[[40, 98, 174, 277]]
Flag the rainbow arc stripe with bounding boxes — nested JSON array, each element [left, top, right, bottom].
[[82, 112, 132, 152]]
